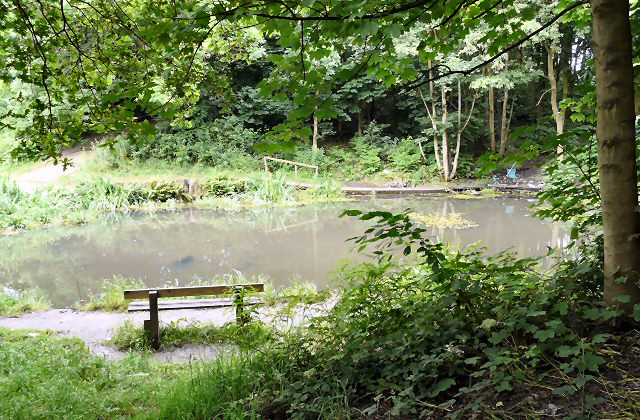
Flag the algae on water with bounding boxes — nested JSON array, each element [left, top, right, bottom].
[[409, 212, 478, 229]]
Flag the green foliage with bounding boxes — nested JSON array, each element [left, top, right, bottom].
[[147, 181, 192, 203], [109, 319, 274, 351], [251, 210, 619, 417], [203, 177, 247, 197], [79, 276, 146, 312], [248, 173, 296, 204], [352, 136, 382, 176], [0, 287, 50, 316], [388, 136, 422, 172], [120, 116, 261, 170]]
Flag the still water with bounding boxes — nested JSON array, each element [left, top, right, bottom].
[[0, 197, 568, 307]]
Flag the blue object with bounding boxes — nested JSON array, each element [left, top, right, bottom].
[[506, 164, 517, 180]]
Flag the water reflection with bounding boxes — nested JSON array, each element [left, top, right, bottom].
[[0, 197, 568, 306]]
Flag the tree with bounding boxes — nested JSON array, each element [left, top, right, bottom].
[[591, 0, 640, 310], [2, 0, 639, 310]]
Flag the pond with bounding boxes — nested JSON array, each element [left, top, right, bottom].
[[0, 197, 569, 307]]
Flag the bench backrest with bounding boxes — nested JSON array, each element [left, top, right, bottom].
[[123, 283, 264, 300]]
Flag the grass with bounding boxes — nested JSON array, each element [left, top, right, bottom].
[[0, 287, 50, 316], [108, 319, 275, 351], [0, 172, 346, 233], [0, 328, 180, 419], [79, 276, 146, 312]]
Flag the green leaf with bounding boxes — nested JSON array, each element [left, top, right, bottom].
[[614, 294, 631, 303], [428, 378, 455, 397], [533, 329, 555, 342]]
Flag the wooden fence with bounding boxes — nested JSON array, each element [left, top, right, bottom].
[[263, 156, 319, 180]]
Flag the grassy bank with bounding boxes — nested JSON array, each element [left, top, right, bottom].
[[0, 287, 49, 316], [2, 243, 639, 418], [0, 174, 346, 232]]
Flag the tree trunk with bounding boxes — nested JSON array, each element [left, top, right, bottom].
[[312, 113, 318, 151], [592, 0, 640, 311], [357, 104, 363, 135], [450, 80, 463, 180], [547, 41, 567, 160], [498, 87, 509, 156], [487, 64, 496, 153], [418, 83, 442, 170], [441, 86, 449, 180], [451, 81, 477, 180]]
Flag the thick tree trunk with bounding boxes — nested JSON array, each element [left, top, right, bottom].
[[499, 88, 509, 156], [441, 86, 450, 180], [487, 64, 496, 153], [592, 0, 640, 310]]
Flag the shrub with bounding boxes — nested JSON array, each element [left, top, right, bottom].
[[388, 136, 423, 172], [203, 177, 247, 197], [146, 181, 192, 203], [352, 136, 382, 176], [122, 116, 262, 170]]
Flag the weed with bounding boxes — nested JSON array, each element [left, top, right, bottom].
[[108, 319, 275, 351], [79, 276, 146, 312], [0, 287, 50, 316]]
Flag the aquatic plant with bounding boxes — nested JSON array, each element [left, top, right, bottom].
[[409, 211, 478, 228]]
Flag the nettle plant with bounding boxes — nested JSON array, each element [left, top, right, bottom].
[[277, 210, 634, 417]]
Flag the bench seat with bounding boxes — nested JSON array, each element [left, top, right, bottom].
[[127, 297, 263, 312], [123, 282, 265, 349]]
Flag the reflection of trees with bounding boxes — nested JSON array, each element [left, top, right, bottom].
[[0, 198, 567, 307]]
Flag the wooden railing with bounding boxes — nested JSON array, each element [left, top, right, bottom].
[[263, 156, 319, 180]]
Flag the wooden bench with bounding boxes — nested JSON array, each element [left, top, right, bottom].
[[123, 283, 265, 349]]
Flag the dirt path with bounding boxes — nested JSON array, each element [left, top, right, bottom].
[[12, 148, 92, 192]]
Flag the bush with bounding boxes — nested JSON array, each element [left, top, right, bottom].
[[388, 136, 423, 172], [203, 177, 247, 197], [352, 136, 382, 176], [79, 276, 145, 312], [122, 116, 262, 170]]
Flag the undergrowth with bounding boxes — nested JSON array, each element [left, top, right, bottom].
[[0, 174, 345, 232], [109, 319, 275, 351], [0, 287, 50, 316]]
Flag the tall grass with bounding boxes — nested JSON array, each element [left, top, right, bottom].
[[0, 286, 50, 316], [79, 276, 146, 312], [249, 172, 296, 204]]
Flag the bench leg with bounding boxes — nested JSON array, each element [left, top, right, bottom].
[[144, 290, 160, 349]]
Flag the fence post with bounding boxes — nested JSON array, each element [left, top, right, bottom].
[[263, 156, 269, 174]]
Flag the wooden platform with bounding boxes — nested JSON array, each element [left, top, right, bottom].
[[127, 297, 262, 312], [286, 181, 542, 194]]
